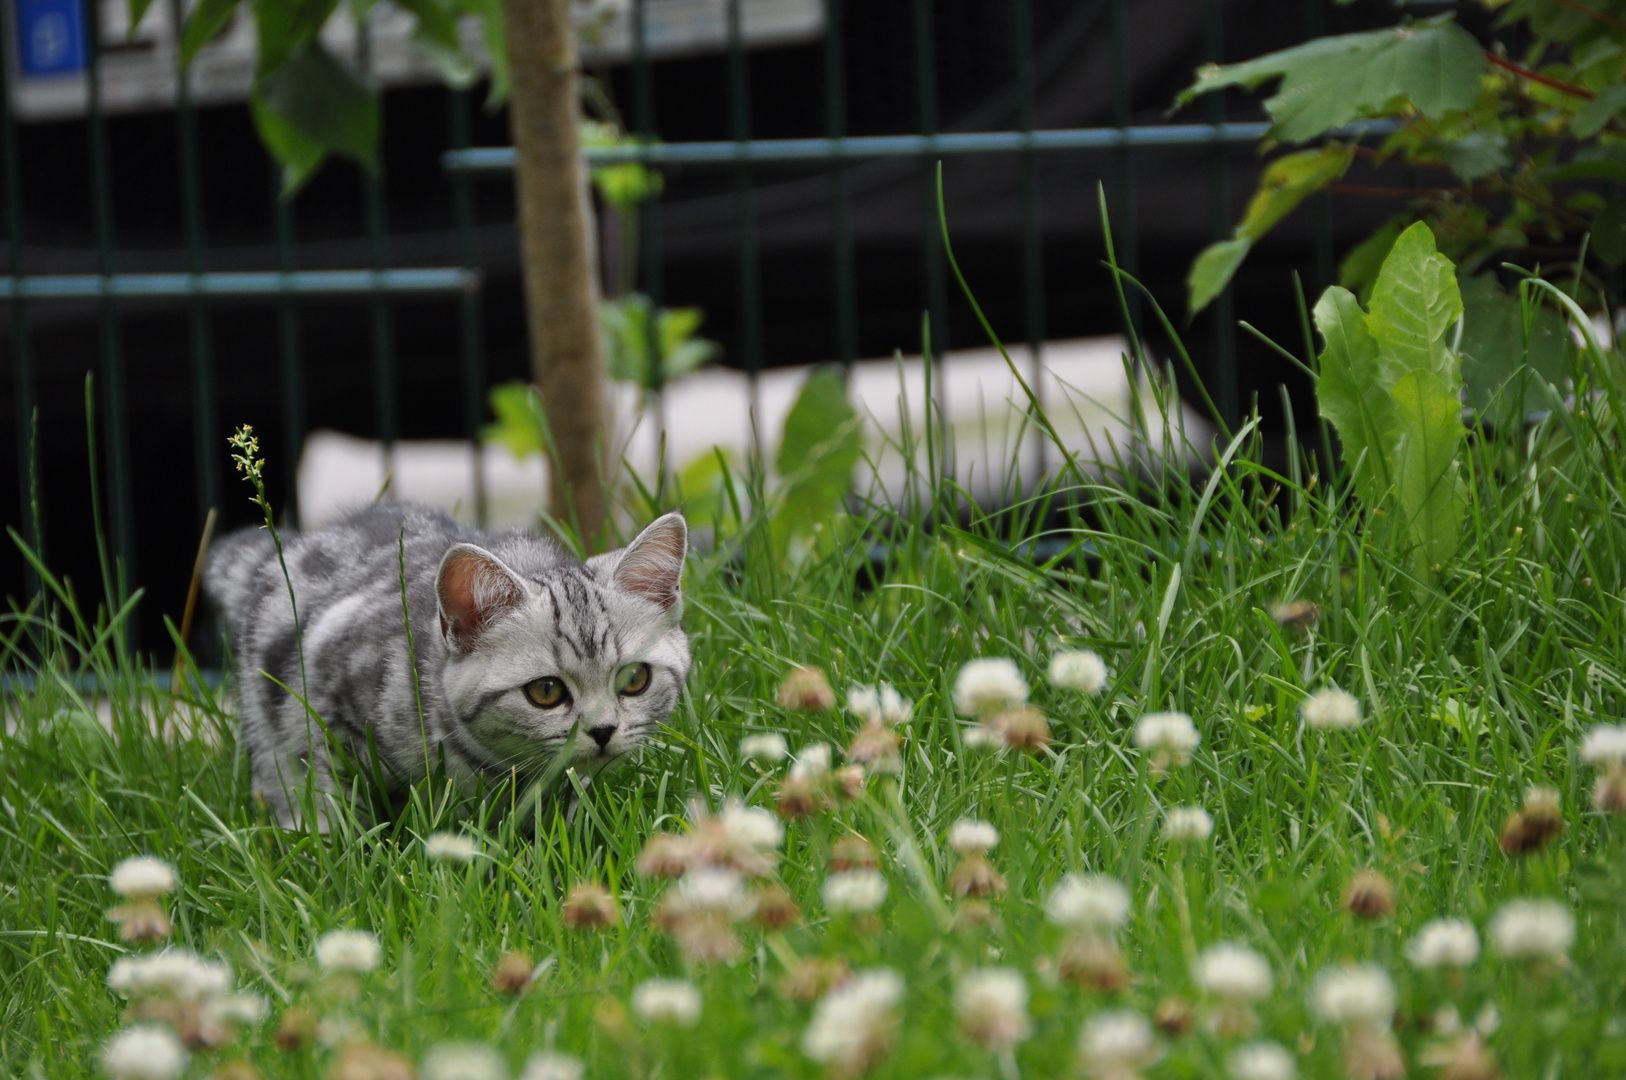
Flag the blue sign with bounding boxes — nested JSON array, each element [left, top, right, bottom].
[[15, 0, 86, 77]]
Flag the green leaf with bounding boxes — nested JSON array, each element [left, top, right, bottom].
[[481, 381, 547, 458], [1571, 85, 1626, 139], [1187, 237, 1251, 315], [250, 95, 328, 196], [256, 41, 380, 169], [1367, 221, 1463, 386], [251, 0, 338, 75], [1388, 367, 1468, 572], [1338, 215, 1408, 304], [396, 0, 477, 89], [771, 368, 864, 561], [128, 0, 157, 38], [1458, 273, 1569, 418], [1592, 199, 1626, 266], [1237, 144, 1355, 240], [450, 0, 508, 106], [1315, 286, 1398, 506], [180, 0, 242, 67], [1439, 130, 1511, 182], [1176, 17, 1486, 143]]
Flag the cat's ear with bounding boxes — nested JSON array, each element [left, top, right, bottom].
[[436, 544, 527, 651], [603, 513, 687, 610]]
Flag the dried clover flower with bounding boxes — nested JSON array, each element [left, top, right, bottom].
[[561, 882, 619, 930], [1499, 786, 1564, 856], [1342, 870, 1396, 920], [777, 666, 837, 711]]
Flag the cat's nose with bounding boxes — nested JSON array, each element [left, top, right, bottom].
[[588, 725, 616, 749]]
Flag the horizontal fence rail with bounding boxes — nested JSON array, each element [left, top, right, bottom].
[[445, 121, 1396, 172], [0, 268, 480, 301]]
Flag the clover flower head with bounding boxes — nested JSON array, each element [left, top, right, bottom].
[[1488, 898, 1574, 960], [1163, 806, 1214, 842], [1134, 712, 1200, 755], [1407, 918, 1480, 969], [424, 832, 482, 863], [1194, 942, 1273, 1002], [953, 658, 1029, 717], [421, 1042, 507, 1080], [520, 1052, 584, 1080], [791, 742, 833, 780], [110, 857, 177, 898], [1580, 723, 1626, 765], [719, 800, 785, 849], [1049, 649, 1108, 694], [849, 683, 913, 726], [802, 969, 905, 1074], [1045, 873, 1130, 932], [1078, 1010, 1161, 1077], [740, 733, 789, 763], [631, 978, 702, 1026], [102, 1026, 188, 1080], [1309, 964, 1396, 1027], [106, 949, 232, 1003], [823, 868, 888, 914], [1301, 687, 1362, 730], [948, 818, 999, 854], [1227, 1041, 1296, 1080], [314, 929, 382, 974], [954, 967, 1031, 1050]]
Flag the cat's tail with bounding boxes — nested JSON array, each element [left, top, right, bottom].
[[202, 526, 279, 635]]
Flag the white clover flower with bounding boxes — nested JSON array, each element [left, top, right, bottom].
[[1407, 918, 1480, 969], [718, 800, 784, 849], [953, 658, 1029, 716], [790, 742, 833, 780], [202, 992, 269, 1026], [962, 725, 1007, 750], [106, 949, 232, 1002], [1078, 1010, 1160, 1075], [739, 733, 789, 763], [1301, 688, 1362, 730], [1227, 1041, 1295, 1080], [631, 978, 702, 1026], [948, 818, 1000, 854], [1488, 898, 1574, 960], [849, 683, 914, 727], [1133, 711, 1200, 754], [1309, 964, 1396, 1027], [823, 868, 888, 913], [1163, 806, 1214, 842], [1045, 873, 1130, 932], [1194, 942, 1273, 1002], [520, 1052, 584, 1080], [1580, 723, 1626, 765], [802, 968, 905, 1071], [102, 1026, 188, 1080], [673, 867, 752, 917], [422, 1042, 507, 1080], [109, 856, 177, 899], [314, 929, 382, 974], [1049, 649, 1108, 694], [954, 967, 1031, 1050], [424, 832, 482, 863]]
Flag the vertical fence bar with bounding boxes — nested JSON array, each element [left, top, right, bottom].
[[1305, 0, 1333, 295], [913, 0, 947, 432], [1, 24, 40, 588], [1205, 0, 1238, 429], [727, 0, 763, 442], [1109, 0, 1140, 337], [357, 13, 397, 482], [825, 0, 855, 365], [273, 168, 305, 526], [170, 0, 219, 529], [84, 0, 138, 621], [449, 90, 488, 526], [1013, 0, 1046, 480]]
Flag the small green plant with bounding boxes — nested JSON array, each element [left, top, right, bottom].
[[601, 295, 720, 393]]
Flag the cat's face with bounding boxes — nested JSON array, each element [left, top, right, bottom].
[[434, 514, 690, 776]]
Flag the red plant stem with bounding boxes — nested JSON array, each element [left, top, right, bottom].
[[1485, 51, 1596, 99]]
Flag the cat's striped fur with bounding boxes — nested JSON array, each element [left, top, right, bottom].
[[203, 504, 689, 827]]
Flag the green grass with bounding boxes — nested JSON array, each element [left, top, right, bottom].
[[4, 299, 1626, 1080]]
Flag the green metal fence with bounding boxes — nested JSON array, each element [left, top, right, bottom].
[[1, 0, 1360, 627]]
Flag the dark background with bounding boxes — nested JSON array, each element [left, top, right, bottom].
[[0, 0, 1454, 656]]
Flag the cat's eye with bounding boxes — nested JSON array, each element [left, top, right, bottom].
[[616, 662, 651, 696], [523, 677, 570, 709]]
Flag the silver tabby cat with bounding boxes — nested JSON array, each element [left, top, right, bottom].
[[203, 503, 690, 827]]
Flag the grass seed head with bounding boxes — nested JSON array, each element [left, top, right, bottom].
[[1342, 870, 1396, 920], [103, 1026, 189, 1080], [1049, 649, 1108, 694], [777, 666, 837, 712], [561, 882, 619, 930]]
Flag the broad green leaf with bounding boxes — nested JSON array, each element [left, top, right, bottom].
[[1367, 221, 1463, 386], [1572, 85, 1626, 138], [128, 0, 157, 38], [397, 0, 477, 89], [1236, 143, 1355, 240], [1458, 273, 1569, 418], [1440, 130, 1511, 181], [1315, 285, 1397, 505], [1592, 199, 1626, 266], [772, 368, 863, 560], [601, 295, 718, 389], [1176, 17, 1485, 143], [257, 41, 380, 169], [481, 381, 547, 458], [451, 0, 508, 106], [252, 0, 338, 75], [180, 0, 242, 66], [1187, 237, 1250, 315], [1338, 215, 1407, 303], [1387, 367, 1468, 573], [250, 95, 328, 196], [673, 447, 742, 530]]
